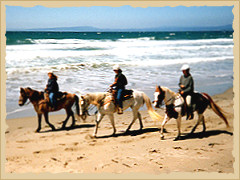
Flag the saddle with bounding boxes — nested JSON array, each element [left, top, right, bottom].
[[109, 89, 133, 105], [179, 92, 200, 117], [122, 89, 133, 100], [55, 91, 67, 101], [44, 91, 67, 106]]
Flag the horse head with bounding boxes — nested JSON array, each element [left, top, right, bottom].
[[79, 95, 90, 120], [153, 85, 165, 108], [19, 87, 29, 106]]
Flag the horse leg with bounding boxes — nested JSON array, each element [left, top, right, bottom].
[[61, 109, 71, 129], [35, 113, 42, 133], [160, 114, 170, 140], [44, 112, 56, 131], [125, 109, 138, 132], [138, 112, 143, 130], [93, 113, 105, 137], [190, 113, 203, 134], [108, 114, 116, 136], [174, 116, 182, 141], [202, 115, 206, 133], [70, 109, 76, 128]]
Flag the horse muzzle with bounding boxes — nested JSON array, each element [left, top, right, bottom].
[[152, 101, 160, 108], [18, 100, 25, 106], [80, 110, 89, 121]]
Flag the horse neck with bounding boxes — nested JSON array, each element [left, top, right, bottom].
[[26, 88, 43, 104], [164, 88, 178, 105], [86, 92, 107, 106]]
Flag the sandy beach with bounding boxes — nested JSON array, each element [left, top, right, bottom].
[[5, 88, 234, 174]]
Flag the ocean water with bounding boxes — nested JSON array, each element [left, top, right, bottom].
[[5, 31, 233, 119]]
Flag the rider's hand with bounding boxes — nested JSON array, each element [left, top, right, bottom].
[[180, 85, 185, 88], [180, 91, 184, 95]]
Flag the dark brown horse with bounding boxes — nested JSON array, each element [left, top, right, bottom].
[[18, 87, 80, 132], [153, 86, 229, 140]]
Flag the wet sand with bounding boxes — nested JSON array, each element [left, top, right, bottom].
[[5, 88, 234, 174]]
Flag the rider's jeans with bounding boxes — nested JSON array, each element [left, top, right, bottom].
[[117, 89, 124, 108]]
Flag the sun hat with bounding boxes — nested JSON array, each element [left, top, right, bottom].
[[181, 64, 190, 71], [113, 64, 120, 71]]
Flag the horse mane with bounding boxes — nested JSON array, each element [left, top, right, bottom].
[[84, 92, 109, 105], [161, 86, 178, 97], [24, 87, 44, 100]]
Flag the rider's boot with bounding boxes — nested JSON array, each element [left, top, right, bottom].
[[186, 106, 194, 120], [189, 106, 194, 120], [117, 107, 123, 114]]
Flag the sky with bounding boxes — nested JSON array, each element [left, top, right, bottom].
[[6, 5, 234, 30]]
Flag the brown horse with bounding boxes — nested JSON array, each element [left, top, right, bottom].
[[18, 87, 80, 132]]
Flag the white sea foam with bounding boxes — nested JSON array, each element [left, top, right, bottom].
[[6, 37, 233, 119]]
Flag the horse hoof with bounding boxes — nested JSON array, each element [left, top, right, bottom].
[[60, 126, 66, 130], [92, 134, 97, 138], [160, 136, 164, 140], [51, 127, 56, 131], [174, 136, 181, 141], [35, 129, 40, 133]]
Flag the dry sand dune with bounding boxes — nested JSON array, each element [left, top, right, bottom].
[[5, 88, 234, 174]]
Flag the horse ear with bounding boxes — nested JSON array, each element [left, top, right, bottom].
[[81, 96, 84, 100], [158, 85, 162, 93], [20, 87, 24, 93]]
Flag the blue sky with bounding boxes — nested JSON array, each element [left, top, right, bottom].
[[6, 5, 233, 30]]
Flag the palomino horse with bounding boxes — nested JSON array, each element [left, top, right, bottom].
[[18, 87, 80, 132], [79, 90, 163, 137], [153, 86, 229, 141]]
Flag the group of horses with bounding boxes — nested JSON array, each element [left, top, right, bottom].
[[18, 85, 229, 141]]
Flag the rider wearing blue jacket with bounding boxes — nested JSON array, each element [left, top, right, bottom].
[[110, 65, 128, 114]]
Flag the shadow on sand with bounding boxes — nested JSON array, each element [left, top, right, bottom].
[[39, 123, 95, 133], [178, 130, 233, 141], [95, 127, 163, 139]]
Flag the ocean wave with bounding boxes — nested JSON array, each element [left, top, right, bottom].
[[6, 56, 233, 76], [7, 38, 35, 45]]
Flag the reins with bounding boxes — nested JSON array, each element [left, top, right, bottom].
[[25, 99, 31, 105], [83, 92, 108, 116]]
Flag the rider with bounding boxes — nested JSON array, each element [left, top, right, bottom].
[[45, 72, 59, 110], [110, 65, 128, 114], [178, 64, 194, 120]]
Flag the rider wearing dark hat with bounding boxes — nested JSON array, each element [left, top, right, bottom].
[[179, 64, 194, 120], [110, 65, 128, 114]]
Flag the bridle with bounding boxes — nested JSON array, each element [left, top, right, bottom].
[[153, 90, 175, 108], [19, 91, 31, 106], [80, 97, 90, 116]]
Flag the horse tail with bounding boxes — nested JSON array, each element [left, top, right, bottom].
[[202, 93, 229, 127], [74, 95, 80, 119], [142, 92, 163, 121]]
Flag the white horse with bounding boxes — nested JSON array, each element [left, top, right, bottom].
[[153, 86, 229, 141], [79, 90, 163, 137]]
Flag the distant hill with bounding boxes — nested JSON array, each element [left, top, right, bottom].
[[7, 24, 233, 32]]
